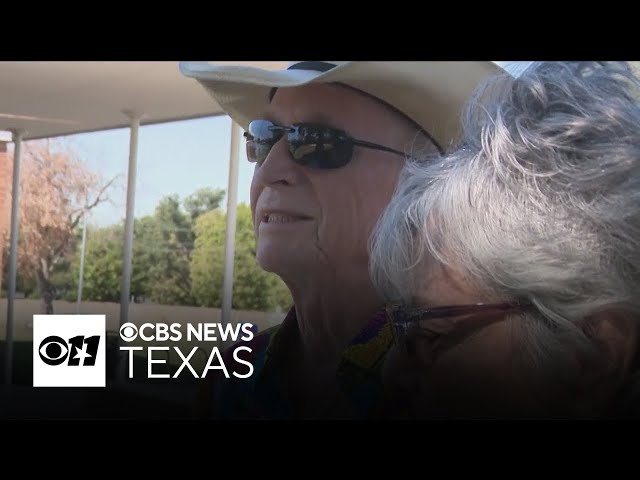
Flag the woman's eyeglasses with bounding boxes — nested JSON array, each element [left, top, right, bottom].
[[244, 119, 407, 169], [386, 301, 535, 361]]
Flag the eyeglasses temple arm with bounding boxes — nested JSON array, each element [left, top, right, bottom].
[[393, 302, 535, 325]]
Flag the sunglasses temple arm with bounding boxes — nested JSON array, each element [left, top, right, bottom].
[[353, 140, 407, 158]]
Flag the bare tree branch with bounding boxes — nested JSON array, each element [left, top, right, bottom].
[[67, 174, 121, 229]]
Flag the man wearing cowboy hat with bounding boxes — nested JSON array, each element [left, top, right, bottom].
[[180, 61, 506, 419]]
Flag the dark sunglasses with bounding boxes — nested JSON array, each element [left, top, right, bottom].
[[386, 301, 535, 362], [243, 119, 407, 169]]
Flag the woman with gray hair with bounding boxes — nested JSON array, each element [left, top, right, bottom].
[[370, 61, 640, 418]]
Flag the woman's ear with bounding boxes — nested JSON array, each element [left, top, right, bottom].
[[575, 308, 639, 414]]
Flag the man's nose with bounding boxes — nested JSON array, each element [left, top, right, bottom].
[[252, 137, 302, 187]]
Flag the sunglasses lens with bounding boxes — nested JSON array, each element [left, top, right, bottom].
[[245, 121, 354, 169], [246, 120, 281, 164], [288, 124, 353, 169], [246, 140, 272, 165]]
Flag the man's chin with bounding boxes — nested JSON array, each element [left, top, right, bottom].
[[256, 247, 298, 277]]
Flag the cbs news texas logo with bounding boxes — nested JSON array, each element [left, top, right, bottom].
[[33, 315, 106, 387]]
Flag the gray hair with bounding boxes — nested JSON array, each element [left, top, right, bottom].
[[369, 61, 640, 404]]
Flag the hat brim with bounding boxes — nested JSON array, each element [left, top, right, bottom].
[[179, 61, 506, 151]]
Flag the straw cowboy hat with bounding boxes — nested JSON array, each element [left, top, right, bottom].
[[179, 60, 513, 152]]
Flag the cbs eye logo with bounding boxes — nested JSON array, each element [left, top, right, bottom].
[[38, 335, 100, 366], [120, 323, 138, 342]]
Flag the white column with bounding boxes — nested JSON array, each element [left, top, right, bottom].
[[4, 129, 25, 385], [220, 121, 241, 350], [119, 112, 141, 334], [115, 112, 141, 383], [76, 210, 88, 313]]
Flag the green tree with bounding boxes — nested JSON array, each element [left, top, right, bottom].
[[69, 189, 289, 311], [71, 220, 154, 303], [76, 224, 125, 302], [184, 187, 225, 221], [191, 209, 226, 308], [142, 194, 196, 305]]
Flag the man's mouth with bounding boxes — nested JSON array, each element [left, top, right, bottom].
[[262, 213, 311, 224]]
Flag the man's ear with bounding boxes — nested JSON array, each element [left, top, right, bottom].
[[575, 308, 639, 413]]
